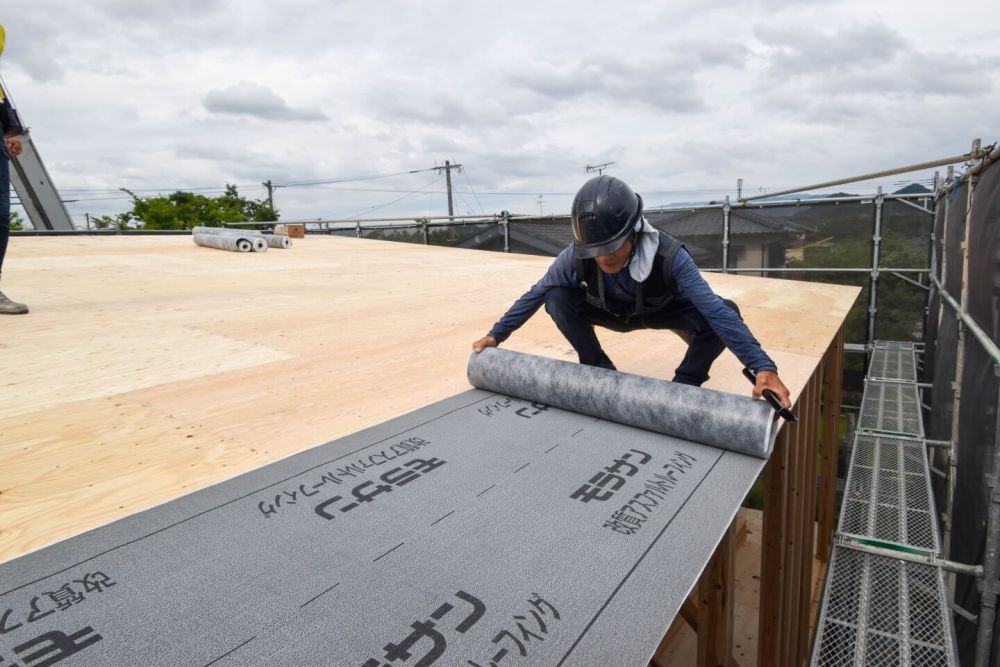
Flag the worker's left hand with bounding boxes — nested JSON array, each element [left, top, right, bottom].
[[753, 370, 791, 409], [4, 136, 22, 157]]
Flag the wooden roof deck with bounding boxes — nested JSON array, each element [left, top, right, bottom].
[[0, 234, 859, 565]]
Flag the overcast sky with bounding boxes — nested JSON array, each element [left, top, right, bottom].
[[3, 0, 998, 225]]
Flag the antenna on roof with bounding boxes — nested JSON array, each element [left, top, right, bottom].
[[585, 162, 616, 176]]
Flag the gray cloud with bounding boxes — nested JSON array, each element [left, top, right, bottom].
[[376, 91, 478, 127], [203, 82, 328, 121], [755, 22, 908, 75], [509, 56, 706, 113], [5, 0, 998, 226]]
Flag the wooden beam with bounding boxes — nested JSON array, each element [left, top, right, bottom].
[[780, 396, 805, 665], [681, 592, 700, 632], [817, 325, 845, 561], [758, 422, 790, 665], [796, 374, 821, 662], [698, 522, 736, 667]]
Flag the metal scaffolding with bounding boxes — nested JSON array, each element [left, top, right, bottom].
[[813, 545, 958, 666], [13, 139, 1000, 664]]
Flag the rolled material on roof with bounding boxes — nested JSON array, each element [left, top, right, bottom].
[[468, 347, 777, 458], [191, 227, 282, 250], [262, 233, 292, 249], [192, 232, 254, 253], [191, 225, 262, 236]]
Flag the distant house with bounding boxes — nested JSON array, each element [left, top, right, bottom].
[[785, 235, 835, 263], [646, 208, 809, 272], [453, 216, 574, 257]]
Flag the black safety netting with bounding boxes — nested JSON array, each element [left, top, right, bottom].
[[922, 158, 1000, 666], [951, 338, 1000, 663], [922, 203, 947, 381], [966, 162, 1000, 346], [943, 181, 969, 296]]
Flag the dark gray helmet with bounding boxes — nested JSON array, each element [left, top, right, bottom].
[[570, 175, 643, 259]]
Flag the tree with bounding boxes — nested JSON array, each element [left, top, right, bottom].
[[120, 184, 278, 230], [789, 229, 925, 344], [9, 210, 24, 231], [91, 212, 134, 230]]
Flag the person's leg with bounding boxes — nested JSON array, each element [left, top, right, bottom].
[[642, 299, 742, 386], [0, 150, 9, 281], [0, 149, 27, 314], [544, 287, 621, 370]]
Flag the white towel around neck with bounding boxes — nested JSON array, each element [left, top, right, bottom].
[[628, 216, 659, 282]]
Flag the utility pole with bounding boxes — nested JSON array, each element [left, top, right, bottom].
[[261, 180, 276, 210], [432, 160, 463, 220], [537, 195, 544, 215], [85, 212, 91, 230], [737, 178, 743, 200], [585, 161, 616, 176]]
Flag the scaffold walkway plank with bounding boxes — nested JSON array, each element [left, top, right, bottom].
[[868, 343, 918, 383], [860, 380, 924, 438], [838, 434, 940, 554], [812, 546, 958, 666], [873, 341, 916, 351]]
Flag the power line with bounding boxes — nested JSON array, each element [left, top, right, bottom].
[[455, 190, 475, 215], [278, 167, 439, 188], [53, 168, 442, 195], [462, 168, 485, 215], [333, 173, 442, 218]]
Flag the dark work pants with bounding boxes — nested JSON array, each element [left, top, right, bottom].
[[0, 149, 9, 282], [543, 286, 741, 386]]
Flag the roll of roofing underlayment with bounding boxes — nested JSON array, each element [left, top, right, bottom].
[[468, 347, 777, 458], [191, 226, 291, 249], [262, 233, 292, 249], [191, 232, 254, 252], [191, 225, 262, 236]]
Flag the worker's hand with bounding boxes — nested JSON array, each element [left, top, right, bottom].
[[4, 136, 22, 157], [472, 335, 498, 353], [753, 370, 791, 409]]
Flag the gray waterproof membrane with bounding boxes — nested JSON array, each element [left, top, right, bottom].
[[0, 352, 774, 667]]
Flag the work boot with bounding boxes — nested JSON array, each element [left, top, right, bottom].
[[0, 290, 28, 314]]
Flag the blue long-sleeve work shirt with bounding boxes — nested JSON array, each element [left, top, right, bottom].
[[487, 245, 778, 373]]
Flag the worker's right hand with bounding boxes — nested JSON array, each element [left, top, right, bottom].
[[472, 335, 498, 353], [4, 136, 22, 157]]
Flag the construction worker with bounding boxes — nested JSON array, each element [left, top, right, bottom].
[[0, 23, 27, 314], [472, 175, 791, 406]]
